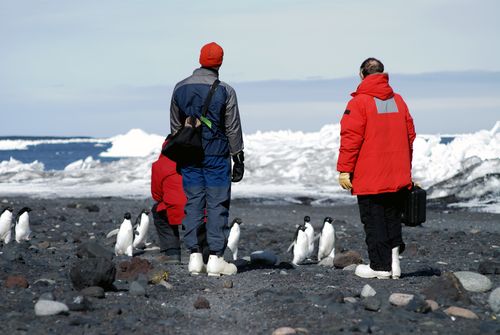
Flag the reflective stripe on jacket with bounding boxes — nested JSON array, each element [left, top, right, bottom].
[[337, 73, 416, 195]]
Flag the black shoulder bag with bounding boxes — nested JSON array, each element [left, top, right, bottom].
[[162, 79, 220, 166]]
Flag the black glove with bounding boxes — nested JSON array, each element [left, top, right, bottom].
[[231, 151, 244, 183]]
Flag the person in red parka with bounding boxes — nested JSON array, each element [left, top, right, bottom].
[[337, 58, 416, 279], [151, 138, 209, 264], [151, 138, 187, 264]]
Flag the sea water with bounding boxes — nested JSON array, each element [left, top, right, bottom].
[[0, 124, 498, 213]]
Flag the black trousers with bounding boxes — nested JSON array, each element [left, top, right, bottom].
[[151, 203, 209, 262], [357, 191, 406, 271]]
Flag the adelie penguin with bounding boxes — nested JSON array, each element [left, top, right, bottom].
[[0, 206, 14, 244], [227, 217, 242, 260], [132, 209, 150, 249], [292, 224, 309, 265], [303, 216, 315, 259], [317, 217, 336, 264], [115, 212, 134, 257], [15, 207, 32, 243]]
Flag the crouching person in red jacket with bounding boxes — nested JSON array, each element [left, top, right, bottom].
[[337, 58, 416, 280], [151, 139, 187, 264]]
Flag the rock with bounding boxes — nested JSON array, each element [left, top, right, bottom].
[[80, 286, 105, 299], [4, 275, 29, 289], [85, 204, 100, 212], [39, 292, 55, 301], [158, 280, 173, 290], [363, 296, 381, 311], [116, 257, 153, 280], [309, 290, 344, 307], [318, 256, 334, 267], [250, 250, 278, 265], [343, 264, 358, 272], [405, 296, 431, 313], [406, 242, 419, 257], [223, 280, 233, 289], [70, 257, 116, 290], [425, 299, 439, 311], [194, 296, 210, 309], [76, 241, 114, 260], [67, 295, 93, 312], [488, 287, 500, 313], [361, 284, 376, 298], [34, 300, 69, 316], [272, 327, 297, 335], [148, 269, 169, 285], [33, 278, 56, 286], [38, 241, 50, 249], [129, 281, 146, 296], [478, 261, 500, 275], [389, 293, 414, 307], [344, 297, 357, 303], [454, 271, 492, 292], [421, 272, 470, 305], [444, 306, 479, 319], [333, 250, 363, 268]]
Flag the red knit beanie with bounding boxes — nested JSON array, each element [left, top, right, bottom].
[[199, 42, 224, 68]]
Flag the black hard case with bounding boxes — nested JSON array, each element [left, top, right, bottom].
[[401, 186, 427, 227]]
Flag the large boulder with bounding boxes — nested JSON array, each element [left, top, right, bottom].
[[453, 271, 492, 293], [116, 257, 153, 280], [76, 241, 114, 260], [70, 257, 116, 290], [333, 250, 362, 269], [421, 272, 470, 305]]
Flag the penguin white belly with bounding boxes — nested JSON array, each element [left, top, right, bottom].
[[115, 223, 134, 256], [132, 215, 149, 249], [318, 224, 335, 261], [15, 214, 31, 242], [292, 231, 309, 265], [0, 212, 12, 244], [305, 223, 315, 258], [227, 224, 240, 260]]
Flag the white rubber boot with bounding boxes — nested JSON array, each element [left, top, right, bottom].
[[188, 253, 206, 276], [207, 255, 237, 277], [355, 264, 391, 279], [391, 247, 401, 279]]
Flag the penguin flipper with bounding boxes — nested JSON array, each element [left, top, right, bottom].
[[286, 241, 294, 253], [106, 228, 120, 238]]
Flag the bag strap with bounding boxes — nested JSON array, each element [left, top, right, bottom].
[[202, 79, 220, 118]]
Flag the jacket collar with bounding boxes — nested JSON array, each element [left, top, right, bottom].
[[193, 67, 219, 78], [351, 73, 394, 100]]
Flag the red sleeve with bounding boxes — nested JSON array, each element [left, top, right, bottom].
[[337, 98, 366, 173], [403, 100, 416, 164], [151, 160, 163, 202]]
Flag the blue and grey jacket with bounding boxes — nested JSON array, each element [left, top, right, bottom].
[[170, 67, 244, 157]]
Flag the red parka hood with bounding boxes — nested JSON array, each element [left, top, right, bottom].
[[351, 73, 394, 100]]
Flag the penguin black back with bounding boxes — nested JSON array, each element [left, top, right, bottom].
[[15, 207, 32, 222], [229, 217, 242, 228], [2, 206, 13, 214]]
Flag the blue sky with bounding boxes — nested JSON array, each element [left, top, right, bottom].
[[1, 0, 499, 136]]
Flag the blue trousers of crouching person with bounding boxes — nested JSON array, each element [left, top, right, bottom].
[[181, 155, 231, 256]]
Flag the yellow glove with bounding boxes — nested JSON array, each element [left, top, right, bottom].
[[339, 172, 352, 190]]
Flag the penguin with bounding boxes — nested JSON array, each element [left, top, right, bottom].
[[303, 216, 315, 259], [292, 224, 309, 265], [15, 207, 32, 243], [0, 207, 14, 244], [227, 217, 242, 260], [132, 209, 150, 249], [317, 217, 336, 262], [115, 212, 134, 256]]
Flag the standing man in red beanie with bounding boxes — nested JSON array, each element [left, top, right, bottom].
[[337, 58, 416, 279], [170, 42, 244, 276]]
